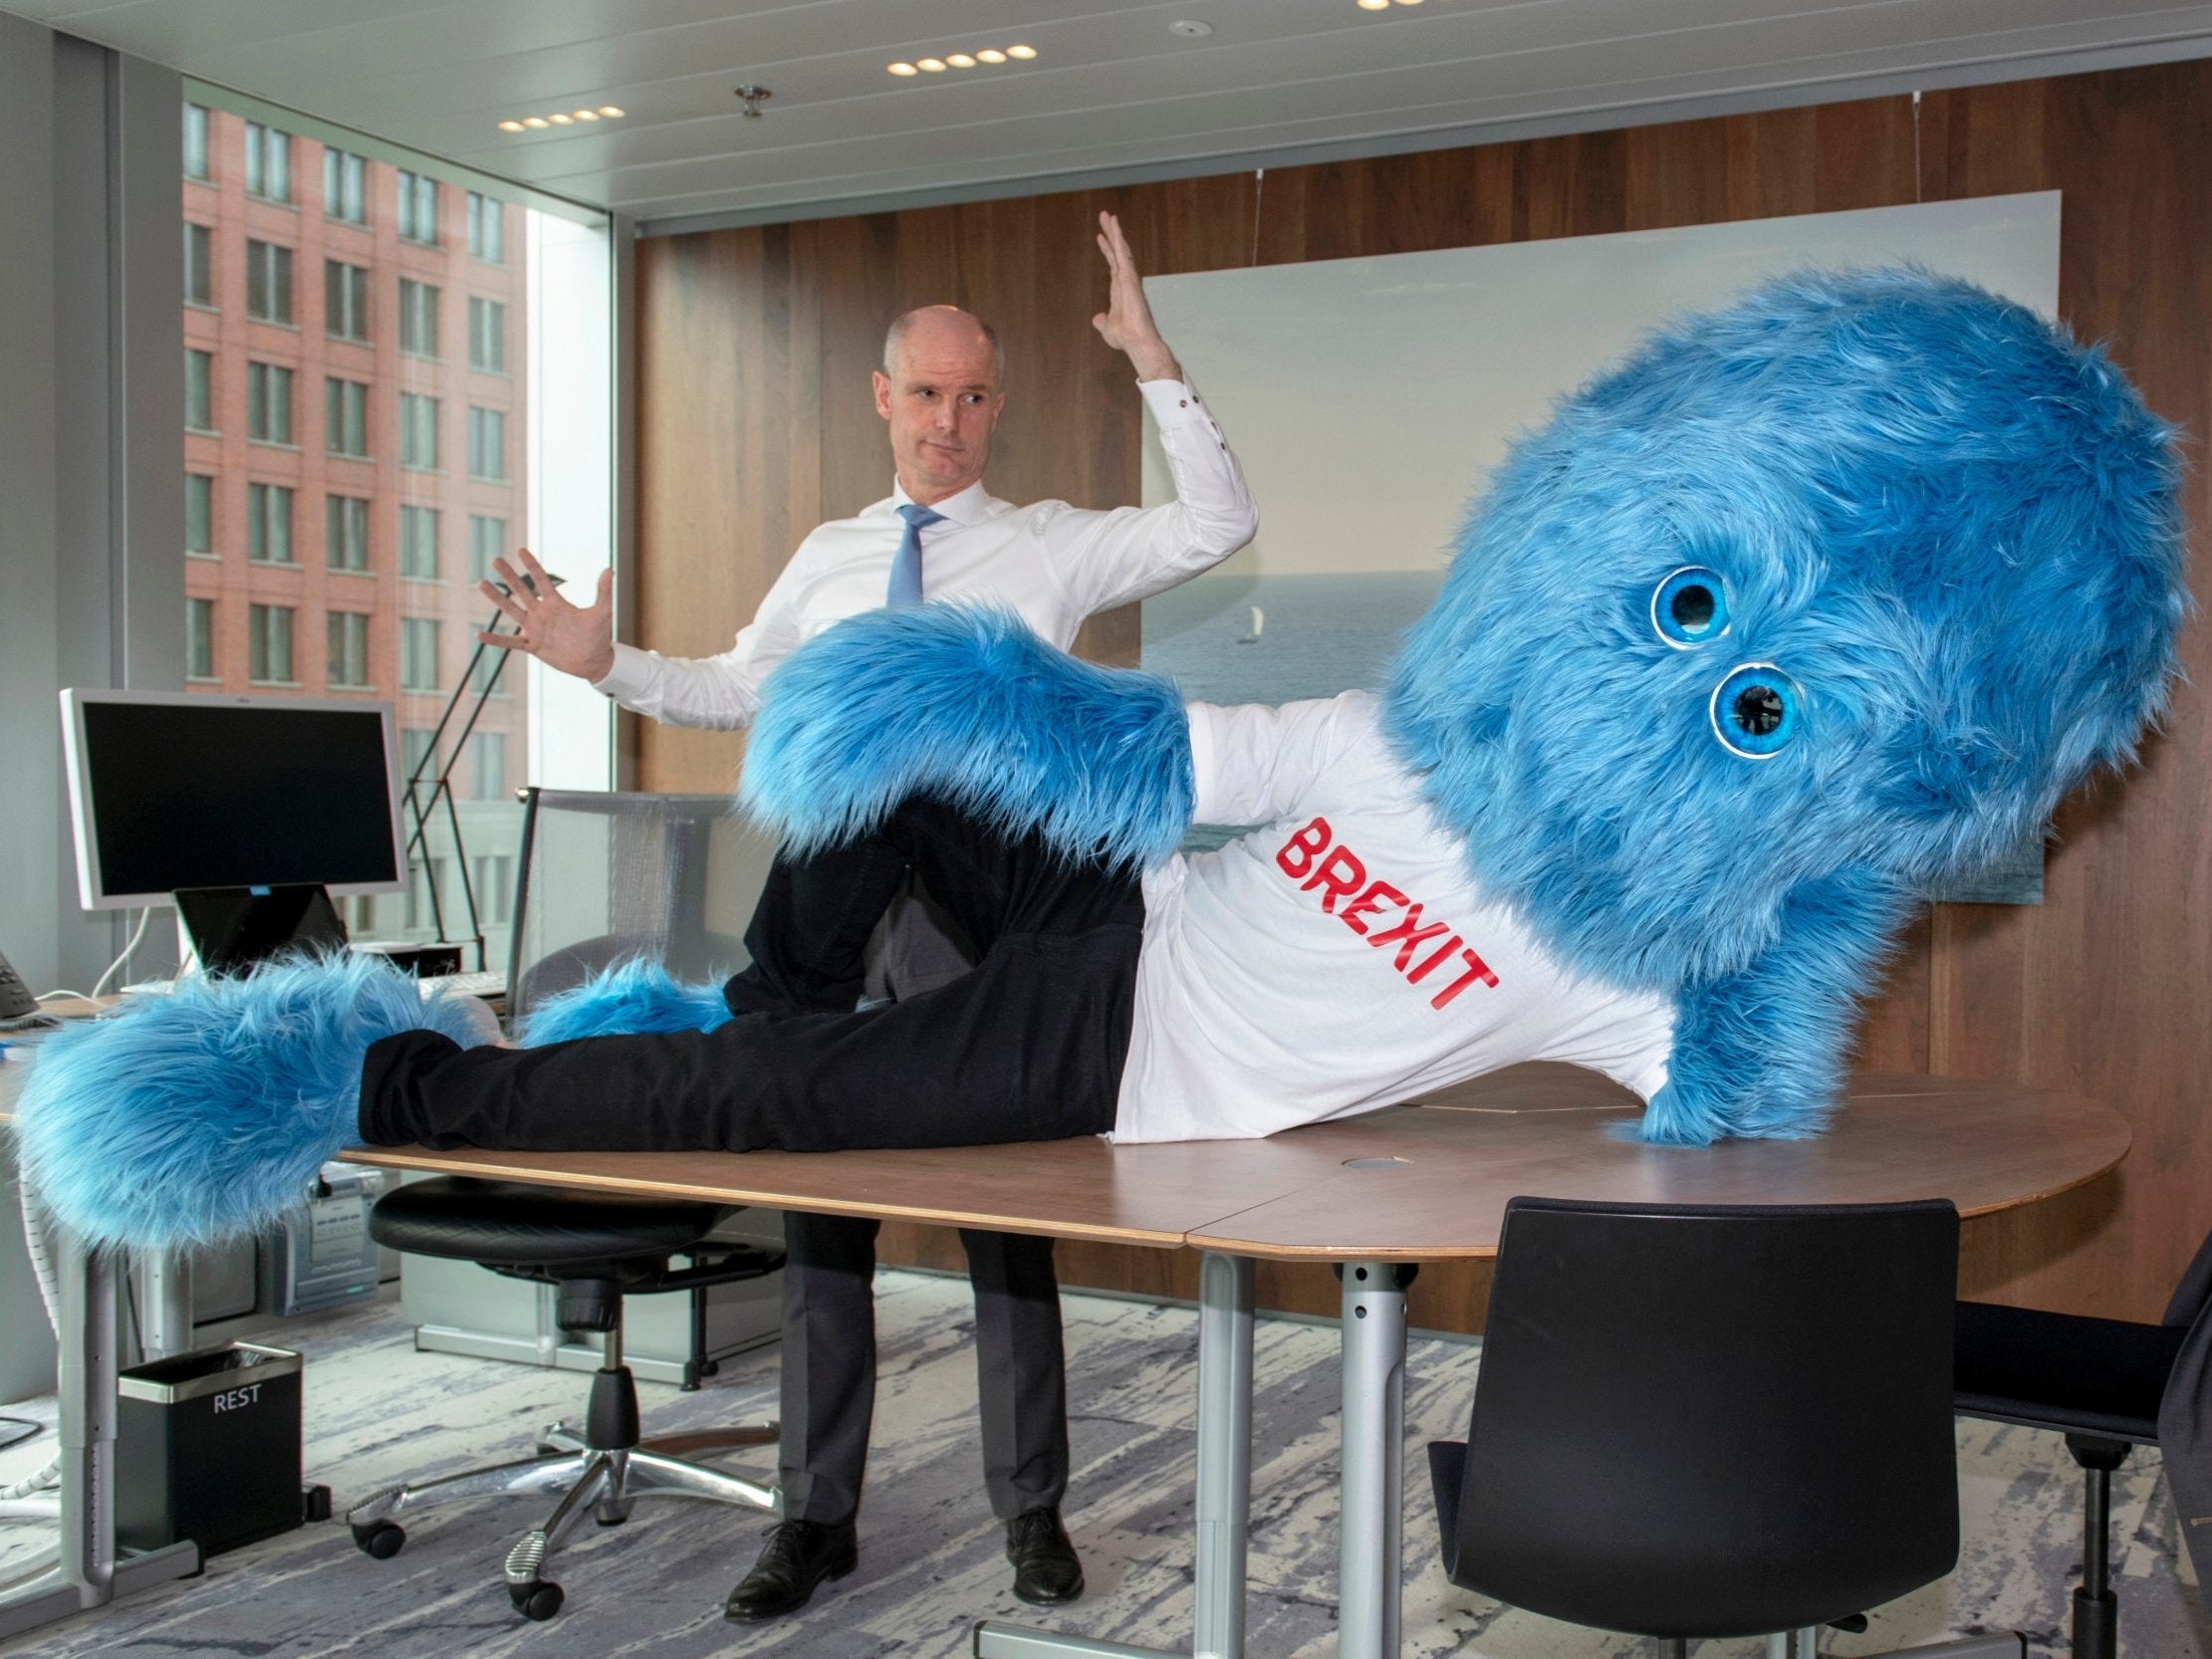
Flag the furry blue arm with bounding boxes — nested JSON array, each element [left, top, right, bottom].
[[14, 954, 495, 1251], [1637, 872, 1913, 1144], [740, 604, 1194, 870], [516, 959, 734, 1046]]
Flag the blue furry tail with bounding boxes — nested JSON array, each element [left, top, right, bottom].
[[741, 603, 1194, 870], [14, 953, 493, 1252], [517, 959, 734, 1046]]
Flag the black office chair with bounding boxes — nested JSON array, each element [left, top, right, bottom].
[[346, 789, 788, 1621], [1428, 1197, 2021, 1659], [1953, 1227, 2212, 1659]]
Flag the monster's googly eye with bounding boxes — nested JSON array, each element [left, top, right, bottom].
[[1709, 663, 1801, 760], [1650, 567, 1731, 648]]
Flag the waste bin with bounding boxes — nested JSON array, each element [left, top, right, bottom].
[[118, 1342, 304, 1558]]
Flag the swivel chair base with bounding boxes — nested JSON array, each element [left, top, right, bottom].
[[1725, 1632, 2024, 1659]]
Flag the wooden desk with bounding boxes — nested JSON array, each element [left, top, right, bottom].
[[347, 1068, 2126, 1659]]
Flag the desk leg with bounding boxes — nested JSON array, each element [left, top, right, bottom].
[[974, 1252, 1254, 1659], [1339, 1263, 1409, 1659]]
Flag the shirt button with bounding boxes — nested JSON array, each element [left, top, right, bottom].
[[1179, 399, 1188, 408]]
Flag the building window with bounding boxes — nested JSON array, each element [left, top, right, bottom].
[[400, 616, 441, 690], [247, 602, 295, 683], [246, 361, 294, 444], [468, 407, 506, 482], [326, 377, 369, 458], [468, 297, 506, 373], [400, 505, 440, 580], [183, 104, 211, 182], [245, 240, 294, 324], [246, 483, 295, 565], [325, 260, 369, 343], [399, 391, 439, 470], [187, 597, 215, 679], [470, 648, 510, 700], [323, 147, 367, 224], [405, 856, 448, 932], [398, 279, 440, 357], [243, 121, 290, 203], [396, 170, 438, 244], [328, 610, 370, 688], [466, 192, 505, 264], [184, 222, 212, 307], [474, 853, 514, 925], [186, 473, 213, 556], [400, 727, 436, 782], [327, 493, 369, 572], [468, 514, 506, 582], [185, 349, 214, 431], [469, 732, 506, 801]]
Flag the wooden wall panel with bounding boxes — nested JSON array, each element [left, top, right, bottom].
[[634, 62, 2212, 1329]]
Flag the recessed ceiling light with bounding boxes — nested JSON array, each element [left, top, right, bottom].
[[1395, 0, 1425, 6], [574, 110, 600, 120], [1007, 44, 1037, 59], [918, 58, 947, 72], [549, 113, 574, 124], [498, 119, 526, 132], [889, 61, 919, 75], [946, 53, 976, 68], [977, 49, 1006, 64], [1357, 0, 1389, 8], [598, 106, 625, 118], [523, 116, 550, 128]]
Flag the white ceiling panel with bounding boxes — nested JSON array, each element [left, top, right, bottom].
[[7, 0, 2210, 229]]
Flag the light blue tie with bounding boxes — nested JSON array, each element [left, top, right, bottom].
[[886, 503, 946, 607]]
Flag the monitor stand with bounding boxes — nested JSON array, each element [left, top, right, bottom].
[[173, 884, 349, 978]]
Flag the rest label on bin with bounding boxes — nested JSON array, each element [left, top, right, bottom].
[[211, 1384, 263, 1412]]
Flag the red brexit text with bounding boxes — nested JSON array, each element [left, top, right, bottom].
[[1275, 817, 1499, 1010]]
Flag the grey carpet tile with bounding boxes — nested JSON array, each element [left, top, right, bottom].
[[1, 1272, 2206, 1658]]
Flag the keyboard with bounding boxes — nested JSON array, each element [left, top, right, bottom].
[[418, 970, 506, 1001]]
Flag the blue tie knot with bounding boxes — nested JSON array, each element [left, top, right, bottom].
[[896, 503, 947, 532], [887, 504, 947, 606]]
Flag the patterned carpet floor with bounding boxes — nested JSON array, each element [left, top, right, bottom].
[[0, 1270, 2204, 1658]]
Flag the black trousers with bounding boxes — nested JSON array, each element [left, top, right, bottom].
[[361, 802, 1145, 1526]]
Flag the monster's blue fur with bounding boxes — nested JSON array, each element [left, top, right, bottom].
[[517, 959, 734, 1045], [14, 953, 491, 1251], [742, 602, 1194, 869], [1387, 268, 2186, 1142]]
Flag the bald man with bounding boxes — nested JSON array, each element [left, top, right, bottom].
[[480, 212, 1257, 1621]]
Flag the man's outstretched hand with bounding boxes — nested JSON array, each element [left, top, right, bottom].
[[479, 549, 617, 684], [1093, 210, 1183, 384]]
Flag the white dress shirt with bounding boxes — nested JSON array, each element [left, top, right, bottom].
[[595, 378, 1257, 729]]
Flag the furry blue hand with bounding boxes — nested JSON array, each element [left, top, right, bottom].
[[14, 953, 494, 1251], [742, 603, 1194, 870], [517, 959, 734, 1046]]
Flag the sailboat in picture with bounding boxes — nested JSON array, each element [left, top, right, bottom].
[[1237, 605, 1265, 644]]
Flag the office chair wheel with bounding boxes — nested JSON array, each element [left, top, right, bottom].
[[510, 1578, 564, 1620], [352, 1521, 406, 1559]]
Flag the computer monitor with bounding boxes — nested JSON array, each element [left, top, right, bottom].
[[59, 689, 407, 912]]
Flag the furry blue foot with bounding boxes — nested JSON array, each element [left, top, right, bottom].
[[14, 953, 492, 1251], [517, 959, 734, 1046], [742, 603, 1194, 870]]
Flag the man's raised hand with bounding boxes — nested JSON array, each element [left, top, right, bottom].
[[1092, 210, 1183, 383], [478, 549, 617, 685]]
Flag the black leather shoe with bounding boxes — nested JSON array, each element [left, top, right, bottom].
[[1005, 1507, 1085, 1605], [724, 1519, 859, 1622]]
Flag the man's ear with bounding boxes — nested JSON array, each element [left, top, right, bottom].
[[871, 370, 893, 420]]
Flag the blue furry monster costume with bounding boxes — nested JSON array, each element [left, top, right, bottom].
[[16, 269, 2188, 1253]]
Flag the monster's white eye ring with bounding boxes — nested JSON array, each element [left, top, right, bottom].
[[1651, 566, 1731, 648], [1710, 662, 1801, 760]]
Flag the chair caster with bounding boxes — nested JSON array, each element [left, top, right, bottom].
[[352, 1521, 405, 1559], [510, 1579, 564, 1620]]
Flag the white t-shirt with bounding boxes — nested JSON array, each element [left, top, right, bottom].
[[1111, 692, 1676, 1143]]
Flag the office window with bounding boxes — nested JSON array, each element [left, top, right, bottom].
[[323, 148, 367, 224], [245, 241, 294, 324], [474, 853, 515, 925], [326, 493, 369, 572], [246, 361, 294, 444], [400, 505, 440, 580], [243, 122, 290, 203], [469, 733, 506, 801], [185, 473, 213, 556], [468, 297, 506, 373], [247, 603, 294, 683], [185, 349, 214, 431], [327, 610, 370, 688], [396, 170, 438, 244], [326, 377, 369, 458], [400, 617, 441, 690], [468, 407, 506, 482], [398, 279, 439, 356], [183, 104, 211, 182], [186, 598, 215, 679], [467, 192, 505, 264], [325, 260, 369, 343], [246, 483, 294, 565], [184, 223, 212, 307], [399, 392, 438, 470], [468, 515, 506, 583]]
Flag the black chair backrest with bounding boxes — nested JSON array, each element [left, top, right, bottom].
[[1441, 1196, 1960, 1641]]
